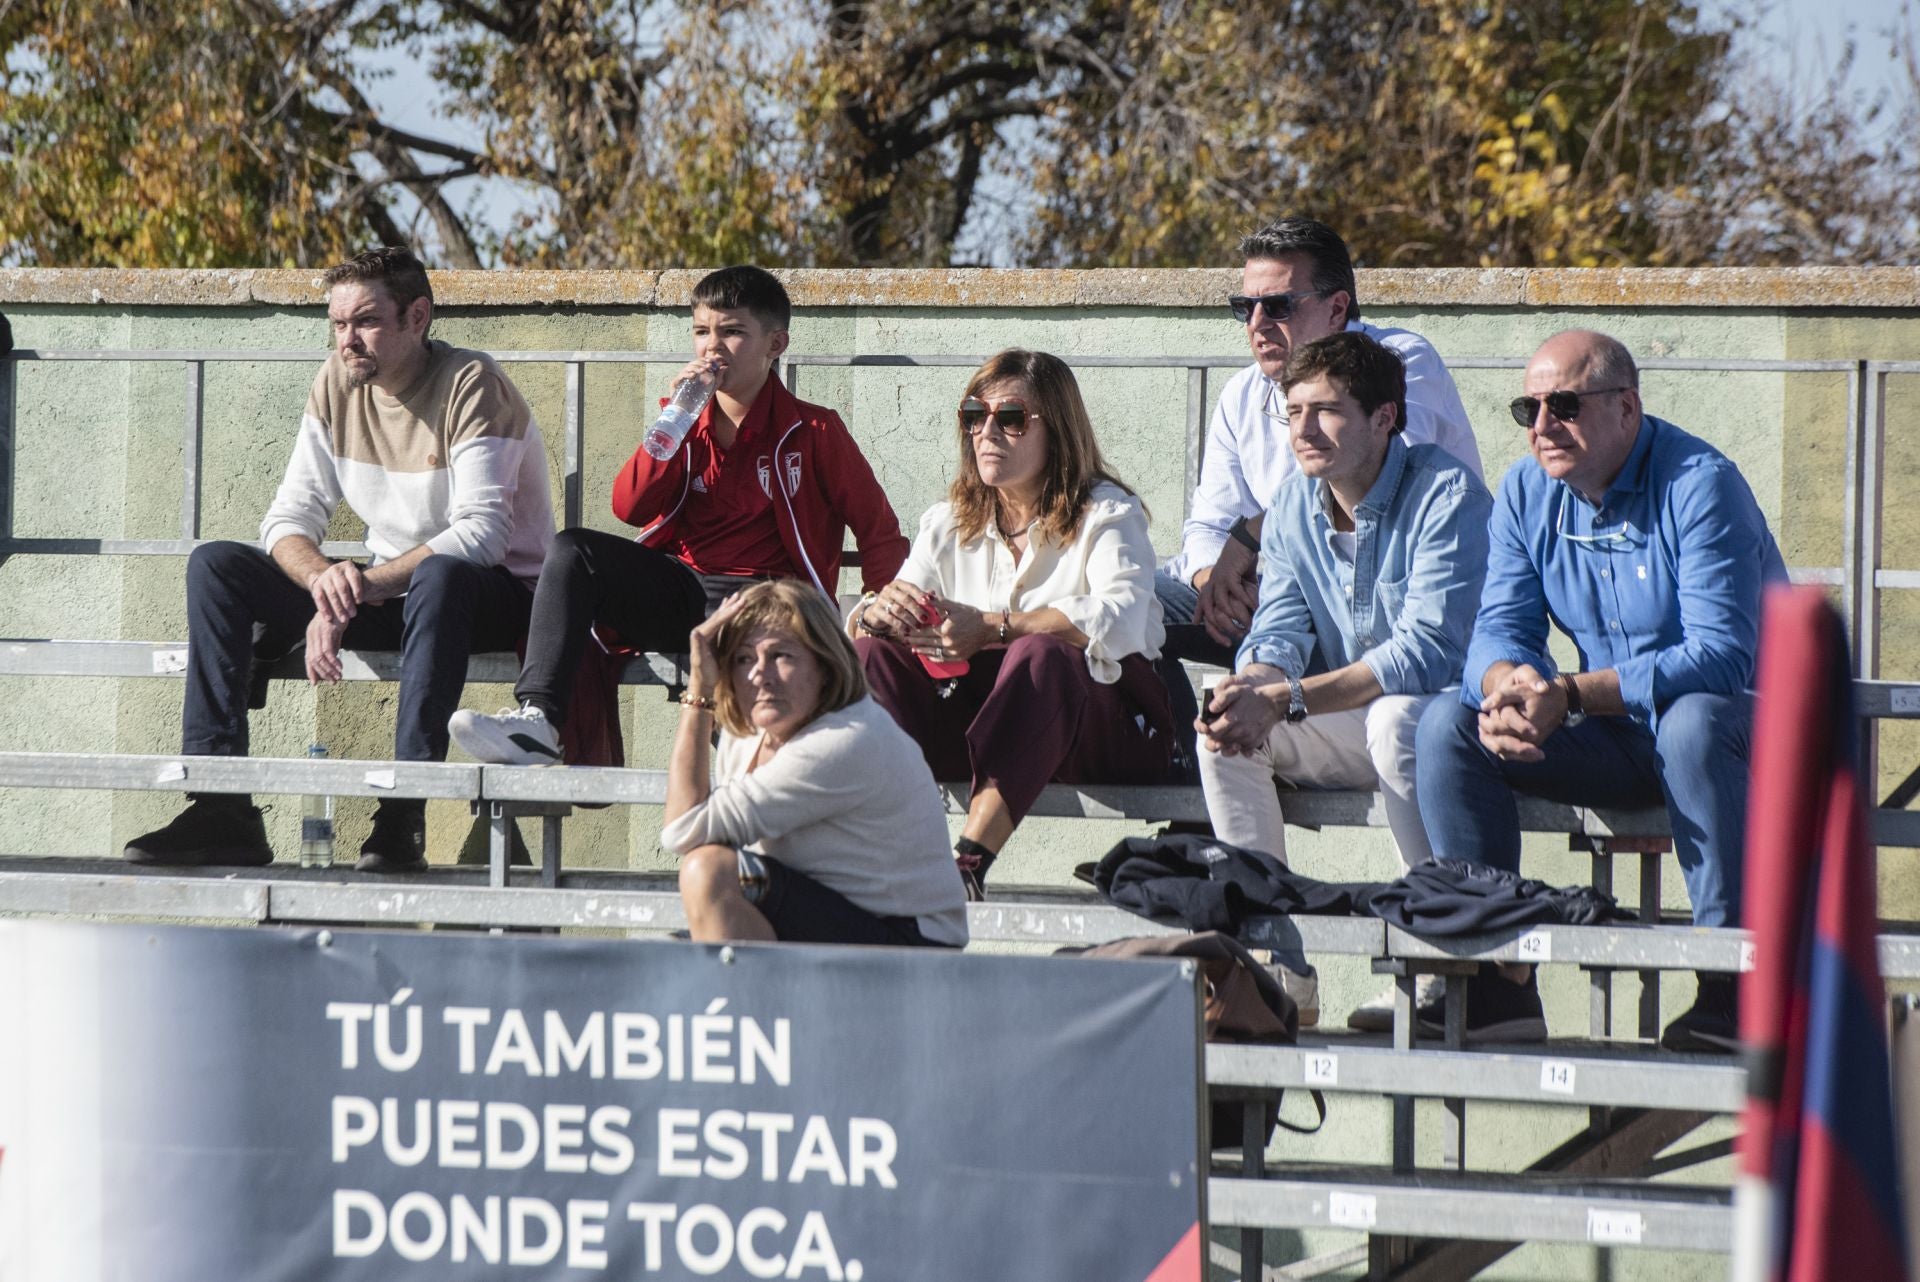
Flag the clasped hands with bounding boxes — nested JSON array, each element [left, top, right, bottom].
[[860, 580, 996, 664], [1477, 663, 1571, 763]]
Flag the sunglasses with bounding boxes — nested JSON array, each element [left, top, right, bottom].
[[1227, 289, 1325, 325], [1509, 386, 1632, 428], [958, 397, 1039, 437]]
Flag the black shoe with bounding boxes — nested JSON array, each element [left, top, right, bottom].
[[953, 839, 996, 903], [1661, 973, 1740, 1053], [124, 795, 273, 867], [957, 861, 988, 903], [1416, 963, 1548, 1043], [355, 802, 428, 874]]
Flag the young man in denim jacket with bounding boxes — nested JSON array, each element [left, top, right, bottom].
[[1197, 331, 1491, 1032]]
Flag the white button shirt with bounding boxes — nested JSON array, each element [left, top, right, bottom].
[[1162, 319, 1482, 585], [896, 481, 1165, 683]]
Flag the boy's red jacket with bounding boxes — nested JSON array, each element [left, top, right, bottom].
[[559, 378, 909, 768], [610, 375, 908, 594]]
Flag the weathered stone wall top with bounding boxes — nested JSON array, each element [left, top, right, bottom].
[[2, 266, 1917, 310]]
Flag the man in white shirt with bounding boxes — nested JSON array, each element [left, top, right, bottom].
[[1158, 218, 1482, 652]]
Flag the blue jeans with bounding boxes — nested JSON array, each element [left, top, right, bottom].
[[1155, 567, 1199, 624], [1414, 692, 1750, 927]]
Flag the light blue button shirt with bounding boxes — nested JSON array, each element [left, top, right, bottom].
[[1462, 414, 1787, 725], [1238, 436, 1493, 694]]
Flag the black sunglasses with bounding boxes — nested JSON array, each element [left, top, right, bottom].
[[1509, 386, 1632, 428], [1227, 289, 1325, 325], [958, 397, 1037, 437]]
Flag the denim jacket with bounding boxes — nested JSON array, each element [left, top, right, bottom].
[[1238, 436, 1492, 694]]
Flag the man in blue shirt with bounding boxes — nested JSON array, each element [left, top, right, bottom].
[[1416, 329, 1785, 1053], [1198, 332, 1491, 1031]]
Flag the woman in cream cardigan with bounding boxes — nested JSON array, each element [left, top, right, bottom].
[[663, 580, 968, 947], [851, 349, 1172, 899]]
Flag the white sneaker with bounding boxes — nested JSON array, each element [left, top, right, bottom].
[[448, 706, 563, 765], [1277, 964, 1320, 1029], [1346, 973, 1446, 1033]]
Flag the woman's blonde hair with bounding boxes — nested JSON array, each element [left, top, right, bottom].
[[710, 580, 868, 737], [948, 348, 1137, 545]]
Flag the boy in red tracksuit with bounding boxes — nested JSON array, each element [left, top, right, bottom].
[[451, 265, 909, 764]]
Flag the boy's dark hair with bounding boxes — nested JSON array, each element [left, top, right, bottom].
[[321, 247, 433, 315], [1282, 331, 1408, 434], [691, 265, 791, 333], [1237, 217, 1361, 322]]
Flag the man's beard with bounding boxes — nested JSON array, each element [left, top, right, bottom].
[[343, 354, 377, 387]]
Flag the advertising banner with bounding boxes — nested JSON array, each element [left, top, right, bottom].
[[0, 921, 1204, 1281]]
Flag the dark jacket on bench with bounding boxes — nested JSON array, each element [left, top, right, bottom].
[[1095, 835, 1630, 936]]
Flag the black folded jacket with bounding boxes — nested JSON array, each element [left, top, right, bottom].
[[1365, 858, 1633, 931], [1095, 835, 1630, 936], [1094, 834, 1376, 931]]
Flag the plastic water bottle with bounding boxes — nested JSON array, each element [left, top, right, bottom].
[[642, 369, 718, 460], [300, 742, 335, 868]]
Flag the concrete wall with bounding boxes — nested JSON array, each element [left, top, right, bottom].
[[2, 266, 1918, 1281]]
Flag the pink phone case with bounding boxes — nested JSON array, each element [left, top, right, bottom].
[[915, 598, 969, 679]]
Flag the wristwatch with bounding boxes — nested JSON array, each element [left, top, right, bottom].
[[1229, 516, 1261, 553], [1559, 673, 1587, 727], [1284, 677, 1308, 724]]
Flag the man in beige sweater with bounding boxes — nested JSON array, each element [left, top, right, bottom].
[[124, 247, 553, 873]]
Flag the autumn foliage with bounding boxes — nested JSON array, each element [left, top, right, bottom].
[[1, 0, 1913, 269]]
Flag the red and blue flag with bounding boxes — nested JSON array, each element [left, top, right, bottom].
[[1736, 586, 1908, 1281]]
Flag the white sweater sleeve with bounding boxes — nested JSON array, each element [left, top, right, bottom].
[[258, 410, 342, 552], [659, 723, 870, 855], [424, 434, 527, 566], [423, 365, 536, 567]]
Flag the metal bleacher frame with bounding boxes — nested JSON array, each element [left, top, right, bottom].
[[3, 340, 1919, 1279]]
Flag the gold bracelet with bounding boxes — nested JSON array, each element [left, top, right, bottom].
[[679, 693, 716, 711]]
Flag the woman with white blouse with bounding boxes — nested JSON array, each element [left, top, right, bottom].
[[851, 349, 1172, 899], [662, 580, 968, 947]]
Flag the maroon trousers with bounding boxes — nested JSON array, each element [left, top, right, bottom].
[[857, 633, 1174, 824]]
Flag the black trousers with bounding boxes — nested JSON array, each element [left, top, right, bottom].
[[182, 541, 533, 762], [512, 528, 713, 725]]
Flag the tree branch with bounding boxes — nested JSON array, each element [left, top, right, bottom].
[[898, 59, 1038, 125], [315, 108, 491, 169], [438, 0, 520, 39], [908, 97, 1053, 155], [321, 74, 485, 267], [945, 129, 983, 249], [358, 192, 412, 251]]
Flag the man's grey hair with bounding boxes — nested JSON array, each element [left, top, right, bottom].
[[1583, 332, 1640, 389], [1548, 329, 1640, 389]]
